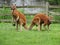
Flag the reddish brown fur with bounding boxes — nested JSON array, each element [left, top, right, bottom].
[[11, 4, 28, 31], [29, 13, 51, 31]]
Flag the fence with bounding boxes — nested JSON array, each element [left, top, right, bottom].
[[49, 5, 60, 23], [0, 2, 60, 23], [0, 2, 48, 23]]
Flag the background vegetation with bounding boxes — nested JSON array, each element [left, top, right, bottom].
[[46, 0, 60, 5]]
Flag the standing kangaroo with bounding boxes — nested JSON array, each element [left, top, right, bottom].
[[11, 4, 28, 31]]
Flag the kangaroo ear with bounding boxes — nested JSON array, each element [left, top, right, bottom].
[[15, 4, 16, 6]]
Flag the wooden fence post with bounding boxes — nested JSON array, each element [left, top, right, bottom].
[[46, 2, 49, 15]]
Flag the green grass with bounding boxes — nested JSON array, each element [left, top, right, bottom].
[[0, 23, 60, 45]]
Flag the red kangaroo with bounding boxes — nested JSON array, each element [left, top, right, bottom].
[[29, 13, 51, 31], [11, 4, 28, 31]]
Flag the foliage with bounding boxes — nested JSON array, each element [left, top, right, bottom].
[[48, 0, 60, 5]]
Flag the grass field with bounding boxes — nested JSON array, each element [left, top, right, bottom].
[[0, 23, 60, 45]]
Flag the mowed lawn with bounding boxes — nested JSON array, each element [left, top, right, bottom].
[[0, 23, 60, 45]]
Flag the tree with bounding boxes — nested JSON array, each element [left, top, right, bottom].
[[47, 0, 60, 5]]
